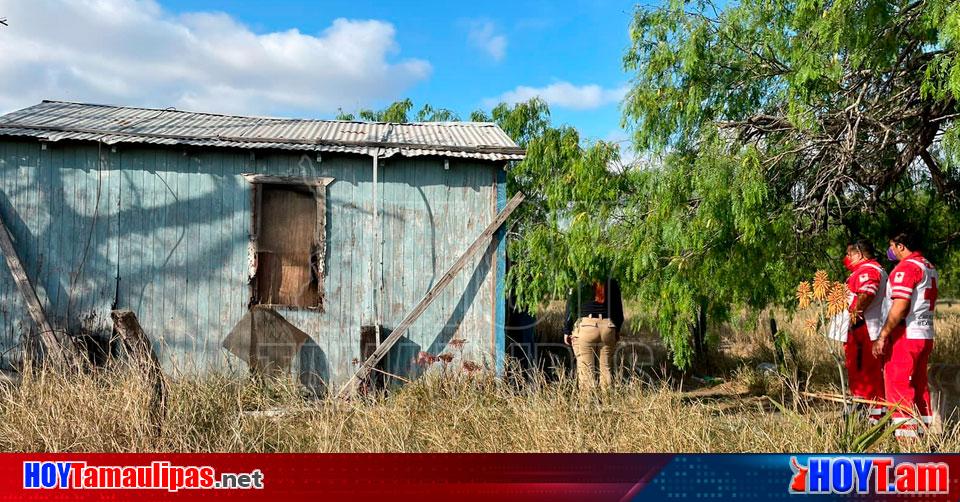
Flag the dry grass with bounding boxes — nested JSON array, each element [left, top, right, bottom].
[[1, 304, 959, 453]]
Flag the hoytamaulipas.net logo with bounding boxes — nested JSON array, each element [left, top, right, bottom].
[[789, 456, 948, 495], [23, 461, 264, 492]]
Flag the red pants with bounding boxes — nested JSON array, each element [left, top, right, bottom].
[[883, 328, 933, 437], [844, 324, 884, 418]]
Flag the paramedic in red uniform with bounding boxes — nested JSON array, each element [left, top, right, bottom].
[[842, 239, 887, 421], [873, 231, 939, 438]]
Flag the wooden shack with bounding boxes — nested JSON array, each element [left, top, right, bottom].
[[0, 100, 524, 388]]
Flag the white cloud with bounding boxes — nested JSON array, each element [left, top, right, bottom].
[[603, 130, 663, 172], [0, 0, 431, 116], [603, 130, 638, 169], [467, 20, 506, 62], [487, 82, 627, 110]]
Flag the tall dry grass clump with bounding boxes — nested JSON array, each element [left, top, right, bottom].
[[3, 303, 960, 454], [1, 362, 958, 454], [0, 367, 161, 451]]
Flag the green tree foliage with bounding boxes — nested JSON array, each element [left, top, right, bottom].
[[334, 108, 354, 121], [496, 100, 626, 310], [471, 100, 551, 147], [623, 0, 960, 219], [415, 104, 460, 122], [335, 99, 460, 122], [597, 0, 960, 365]]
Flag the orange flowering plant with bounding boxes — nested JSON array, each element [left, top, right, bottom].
[[796, 270, 852, 401]]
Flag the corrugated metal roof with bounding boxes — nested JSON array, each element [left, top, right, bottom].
[[0, 101, 525, 161]]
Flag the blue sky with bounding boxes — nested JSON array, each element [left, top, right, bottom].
[[0, 0, 643, 145]]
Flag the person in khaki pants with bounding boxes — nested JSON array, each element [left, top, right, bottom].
[[563, 278, 624, 391]]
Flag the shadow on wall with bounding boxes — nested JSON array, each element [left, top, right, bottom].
[[329, 238, 496, 391], [357, 325, 424, 390], [298, 338, 329, 397], [423, 237, 498, 364], [223, 203, 494, 392], [0, 144, 258, 366]]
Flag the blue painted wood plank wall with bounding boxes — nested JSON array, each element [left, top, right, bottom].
[[0, 139, 506, 387]]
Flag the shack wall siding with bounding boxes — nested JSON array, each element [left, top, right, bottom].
[[0, 140, 503, 385]]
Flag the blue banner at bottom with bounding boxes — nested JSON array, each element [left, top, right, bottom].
[[638, 455, 955, 500]]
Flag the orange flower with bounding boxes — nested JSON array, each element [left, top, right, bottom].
[[796, 281, 812, 309], [812, 271, 830, 301], [803, 318, 818, 337], [438, 353, 455, 364], [827, 282, 849, 317]]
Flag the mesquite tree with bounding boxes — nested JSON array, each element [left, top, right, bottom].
[[623, 0, 959, 225], [478, 100, 628, 313], [605, 0, 960, 366]]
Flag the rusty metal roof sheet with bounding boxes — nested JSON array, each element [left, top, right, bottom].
[[0, 101, 525, 161]]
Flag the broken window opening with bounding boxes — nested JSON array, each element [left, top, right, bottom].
[[247, 175, 333, 310]]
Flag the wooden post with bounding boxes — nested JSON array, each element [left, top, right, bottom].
[[338, 192, 525, 397], [111, 309, 167, 436], [0, 209, 70, 367]]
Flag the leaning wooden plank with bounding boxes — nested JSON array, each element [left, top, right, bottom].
[[0, 209, 69, 367], [338, 192, 525, 397], [111, 310, 167, 436]]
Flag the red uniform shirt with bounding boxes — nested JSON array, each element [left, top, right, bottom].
[[885, 252, 938, 339], [845, 259, 887, 340], [846, 259, 883, 304]]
